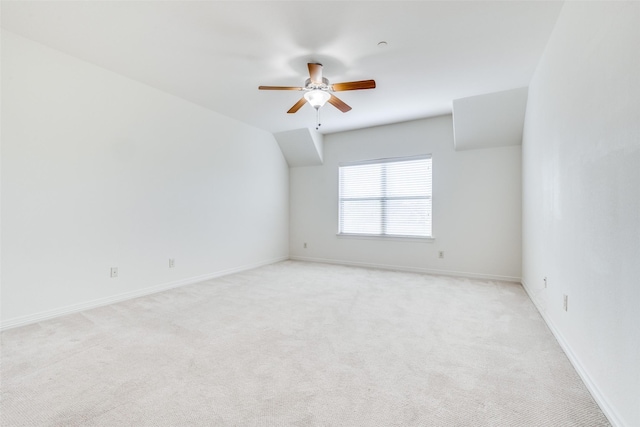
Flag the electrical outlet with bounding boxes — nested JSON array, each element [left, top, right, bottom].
[[303, 242, 307, 249], [110, 267, 118, 278], [438, 251, 444, 259], [563, 294, 568, 311], [169, 258, 175, 268], [544, 276, 547, 288]]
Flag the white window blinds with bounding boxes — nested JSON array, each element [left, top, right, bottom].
[[338, 155, 432, 238]]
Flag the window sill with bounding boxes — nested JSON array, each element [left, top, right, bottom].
[[336, 233, 434, 242]]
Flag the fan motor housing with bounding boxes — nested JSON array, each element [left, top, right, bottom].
[[304, 77, 330, 91]]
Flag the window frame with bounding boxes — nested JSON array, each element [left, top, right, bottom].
[[337, 154, 433, 240]]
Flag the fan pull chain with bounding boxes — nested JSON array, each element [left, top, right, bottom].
[[316, 108, 322, 131]]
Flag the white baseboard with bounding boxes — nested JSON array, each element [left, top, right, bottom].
[[521, 279, 625, 427], [289, 255, 521, 283], [0, 256, 288, 331]]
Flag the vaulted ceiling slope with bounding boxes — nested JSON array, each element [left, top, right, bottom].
[[1, 1, 563, 135]]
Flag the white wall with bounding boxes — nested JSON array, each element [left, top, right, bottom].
[[1, 31, 289, 327], [290, 116, 522, 280], [521, 2, 640, 426]]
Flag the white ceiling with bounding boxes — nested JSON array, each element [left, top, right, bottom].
[[1, 1, 564, 135], [453, 86, 529, 151]]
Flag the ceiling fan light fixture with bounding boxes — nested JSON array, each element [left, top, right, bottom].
[[304, 90, 331, 109]]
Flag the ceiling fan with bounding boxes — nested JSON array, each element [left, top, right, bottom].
[[259, 63, 376, 128]]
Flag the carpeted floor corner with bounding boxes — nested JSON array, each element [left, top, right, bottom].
[[1, 260, 610, 426]]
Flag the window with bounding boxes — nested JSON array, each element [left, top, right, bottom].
[[338, 155, 432, 238]]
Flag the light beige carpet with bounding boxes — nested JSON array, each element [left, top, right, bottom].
[[1, 261, 609, 426]]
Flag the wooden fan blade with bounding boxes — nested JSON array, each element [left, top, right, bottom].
[[287, 97, 307, 114], [308, 63, 323, 84], [259, 86, 304, 91], [331, 80, 376, 91], [328, 94, 352, 113]]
